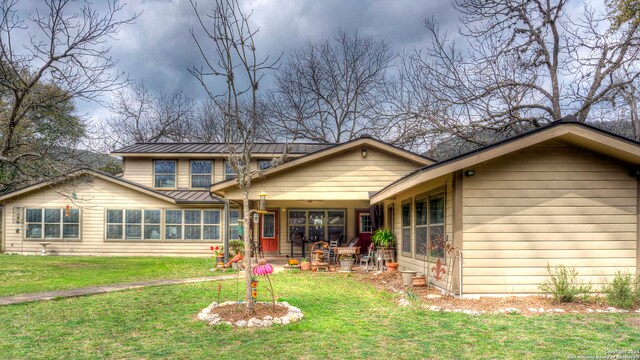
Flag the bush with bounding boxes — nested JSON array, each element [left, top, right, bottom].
[[539, 264, 592, 303], [603, 271, 640, 310]]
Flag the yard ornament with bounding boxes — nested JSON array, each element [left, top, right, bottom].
[[252, 259, 276, 308]]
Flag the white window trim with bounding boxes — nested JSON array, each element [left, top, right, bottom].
[[25, 208, 81, 241]]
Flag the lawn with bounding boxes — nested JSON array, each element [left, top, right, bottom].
[[0, 268, 639, 359], [0, 254, 216, 296]]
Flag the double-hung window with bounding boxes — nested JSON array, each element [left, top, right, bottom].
[[224, 161, 237, 180], [429, 193, 446, 259], [184, 210, 202, 240], [411, 191, 445, 259], [191, 160, 213, 188], [25, 208, 80, 239], [154, 160, 176, 188], [165, 210, 183, 240], [414, 197, 428, 256], [203, 210, 221, 240], [107, 209, 161, 240], [401, 201, 411, 254]]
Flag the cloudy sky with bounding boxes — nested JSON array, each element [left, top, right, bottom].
[[68, 0, 458, 120]]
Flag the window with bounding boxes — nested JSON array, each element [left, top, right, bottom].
[[184, 210, 201, 240], [161, 209, 222, 241], [415, 197, 428, 256], [288, 209, 345, 244], [154, 160, 176, 188], [262, 213, 275, 238], [258, 159, 272, 171], [191, 160, 213, 188], [401, 201, 411, 254], [224, 161, 237, 180], [412, 191, 445, 259], [107, 209, 161, 240], [359, 213, 372, 233], [165, 210, 183, 240], [229, 208, 240, 240], [25, 208, 80, 239], [203, 210, 221, 240]]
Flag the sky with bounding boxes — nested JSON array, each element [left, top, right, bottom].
[[67, 0, 459, 121]]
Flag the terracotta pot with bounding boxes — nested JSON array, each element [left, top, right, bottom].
[[386, 262, 399, 272], [300, 262, 311, 271], [311, 267, 318, 272], [412, 275, 427, 287]]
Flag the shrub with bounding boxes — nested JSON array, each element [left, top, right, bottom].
[[539, 264, 592, 303], [603, 271, 640, 310], [228, 239, 245, 255]]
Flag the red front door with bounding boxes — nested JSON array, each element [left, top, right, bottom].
[[259, 210, 279, 253], [356, 210, 372, 253]]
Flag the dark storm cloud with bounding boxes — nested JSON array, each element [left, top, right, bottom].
[[25, 0, 457, 119]]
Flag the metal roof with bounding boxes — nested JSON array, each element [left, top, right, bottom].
[[158, 190, 224, 204], [112, 142, 335, 155]]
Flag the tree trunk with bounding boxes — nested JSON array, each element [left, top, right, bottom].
[[243, 190, 254, 316]]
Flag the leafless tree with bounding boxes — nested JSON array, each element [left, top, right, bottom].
[[396, 0, 640, 148], [101, 81, 197, 148], [190, 0, 283, 316], [0, 0, 137, 192], [266, 30, 395, 143]]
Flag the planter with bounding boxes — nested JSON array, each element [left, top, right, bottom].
[[412, 275, 427, 287], [216, 256, 224, 264], [340, 258, 355, 272], [400, 270, 417, 286], [386, 262, 399, 272], [300, 262, 311, 271]]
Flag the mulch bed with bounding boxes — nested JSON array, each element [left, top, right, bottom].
[[211, 303, 289, 322], [353, 270, 640, 315]]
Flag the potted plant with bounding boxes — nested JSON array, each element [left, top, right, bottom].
[[210, 245, 224, 263], [339, 255, 355, 272], [228, 239, 245, 256], [371, 228, 396, 249], [285, 258, 301, 270], [300, 257, 311, 271]]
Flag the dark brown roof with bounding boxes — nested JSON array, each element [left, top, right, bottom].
[[112, 142, 335, 155], [158, 190, 224, 204]]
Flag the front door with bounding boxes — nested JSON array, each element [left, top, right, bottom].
[[356, 210, 372, 253], [259, 210, 278, 253]]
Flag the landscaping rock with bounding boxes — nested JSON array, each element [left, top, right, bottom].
[[262, 319, 272, 327], [197, 301, 304, 328], [208, 319, 220, 326], [278, 301, 290, 308], [288, 306, 302, 313], [528, 308, 538, 313], [538, 308, 545, 313], [586, 309, 594, 313], [551, 309, 565, 313], [398, 298, 411, 307], [281, 317, 291, 325], [463, 309, 473, 315], [235, 320, 247, 327], [273, 317, 282, 324], [596, 309, 604, 313], [429, 305, 442, 312], [454, 309, 463, 313], [426, 294, 442, 299], [504, 308, 520, 314], [607, 307, 620, 313], [263, 315, 273, 320]]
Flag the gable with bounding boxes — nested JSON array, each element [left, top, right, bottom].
[[219, 146, 424, 200]]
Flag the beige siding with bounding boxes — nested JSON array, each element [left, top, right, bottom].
[[122, 158, 153, 187], [225, 147, 423, 201], [389, 174, 455, 289], [2, 177, 224, 256], [462, 140, 638, 294]]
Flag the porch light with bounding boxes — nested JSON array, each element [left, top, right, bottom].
[[362, 148, 367, 158], [258, 191, 268, 212], [464, 170, 475, 177]]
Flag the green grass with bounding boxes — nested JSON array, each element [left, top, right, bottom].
[[0, 254, 217, 296], [1, 271, 639, 359]]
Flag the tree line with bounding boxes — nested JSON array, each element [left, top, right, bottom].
[[2, 0, 640, 194]]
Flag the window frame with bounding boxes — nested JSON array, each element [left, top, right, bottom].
[[153, 159, 177, 189], [190, 159, 213, 189], [24, 208, 81, 241], [287, 209, 346, 244], [224, 160, 237, 180], [401, 199, 412, 256], [412, 188, 446, 261]]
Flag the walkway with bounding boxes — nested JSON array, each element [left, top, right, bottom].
[[0, 273, 244, 306]]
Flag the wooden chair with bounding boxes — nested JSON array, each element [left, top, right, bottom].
[[358, 243, 376, 271]]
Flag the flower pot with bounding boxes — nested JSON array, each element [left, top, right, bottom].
[[412, 275, 427, 287], [400, 270, 417, 286], [216, 256, 224, 264], [386, 262, 399, 272], [311, 267, 318, 272], [340, 258, 355, 272], [300, 262, 311, 271]]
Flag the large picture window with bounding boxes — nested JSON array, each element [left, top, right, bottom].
[[191, 160, 213, 188], [154, 160, 176, 188], [106, 209, 222, 241], [25, 208, 80, 239], [287, 209, 345, 244], [412, 191, 445, 259], [401, 201, 411, 254]]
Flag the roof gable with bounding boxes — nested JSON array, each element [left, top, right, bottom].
[[371, 118, 640, 203], [210, 137, 434, 194]]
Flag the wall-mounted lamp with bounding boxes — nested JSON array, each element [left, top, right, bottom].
[[362, 148, 367, 158], [464, 170, 476, 177]]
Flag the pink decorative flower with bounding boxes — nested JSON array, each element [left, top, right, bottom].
[[252, 259, 273, 276]]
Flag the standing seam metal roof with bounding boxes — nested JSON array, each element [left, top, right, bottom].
[[112, 142, 335, 154]]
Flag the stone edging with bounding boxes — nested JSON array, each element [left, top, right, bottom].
[[422, 304, 640, 315], [197, 301, 304, 327]]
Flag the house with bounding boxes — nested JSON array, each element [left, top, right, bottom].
[[0, 137, 432, 257], [370, 116, 640, 296], [1, 116, 639, 297]]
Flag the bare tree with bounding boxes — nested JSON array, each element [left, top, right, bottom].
[[396, 0, 640, 148], [101, 81, 197, 148], [190, 0, 283, 315], [267, 30, 395, 143], [0, 0, 137, 192]]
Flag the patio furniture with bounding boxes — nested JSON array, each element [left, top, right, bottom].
[[310, 241, 330, 272], [358, 243, 376, 271], [334, 246, 361, 264], [290, 232, 306, 258], [377, 248, 395, 271], [324, 238, 339, 263]]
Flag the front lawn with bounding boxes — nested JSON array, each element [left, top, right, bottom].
[[1, 271, 638, 359], [0, 255, 216, 296]]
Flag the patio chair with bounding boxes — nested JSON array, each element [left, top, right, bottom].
[[358, 243, 376, 271]]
